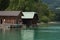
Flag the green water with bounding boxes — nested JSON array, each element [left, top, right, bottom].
[[0, 24, 60, 40], [0, 29, 21, 40], [34, 24, 60, 40]]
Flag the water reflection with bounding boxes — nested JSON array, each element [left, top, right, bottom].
[[0, 24, 60, 40], [0, 28, 21, 40]]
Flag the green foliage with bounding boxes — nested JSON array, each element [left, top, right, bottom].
[[0, 0, 10, 10], [48, 10, 56, 21], [40, 16, 49, 23], [0, 0, 56, 22]]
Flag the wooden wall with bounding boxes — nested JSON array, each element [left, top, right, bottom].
[[0, 16, 22, 24]]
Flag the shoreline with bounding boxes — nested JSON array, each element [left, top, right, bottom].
[[37, 21, 60, 25]]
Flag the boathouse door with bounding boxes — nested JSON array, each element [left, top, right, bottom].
[[0, 19, 3, 24]]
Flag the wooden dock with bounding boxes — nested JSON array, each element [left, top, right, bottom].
[[0, 24, 23, 31]]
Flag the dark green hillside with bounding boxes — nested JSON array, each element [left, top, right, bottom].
[[42, 0, 60, 21]]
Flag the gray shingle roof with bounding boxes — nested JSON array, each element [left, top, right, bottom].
[[22, 12, 37, 19], [0, 11, 21, 16]]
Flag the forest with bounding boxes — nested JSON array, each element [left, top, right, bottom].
[[0, 0, 56, 23]]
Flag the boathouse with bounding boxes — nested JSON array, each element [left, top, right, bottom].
[[0, 11, 23, 24], [22, 12, 39, 27]]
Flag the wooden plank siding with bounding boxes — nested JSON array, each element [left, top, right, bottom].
[[0, 16, 22, 24], [0, 16, 16, 24]]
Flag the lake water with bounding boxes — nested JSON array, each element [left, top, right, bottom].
[[0, 24, 60, 40]]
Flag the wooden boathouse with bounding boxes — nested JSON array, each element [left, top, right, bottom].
[[0, 11, 23, 28], [0, 11, 23, 24], [22, 12, 39, 27]]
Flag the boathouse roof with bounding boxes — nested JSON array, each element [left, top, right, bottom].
[[0, 11, 22, 16], [22, 12, 37, 19]]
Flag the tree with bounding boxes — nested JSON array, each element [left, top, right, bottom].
[[0, 0, 10, 10]]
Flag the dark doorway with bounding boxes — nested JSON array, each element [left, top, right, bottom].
[[0, 19, 2, 24]]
